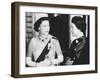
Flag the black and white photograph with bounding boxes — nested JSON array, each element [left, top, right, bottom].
[[11, 2, 97, 78], [25, 13, 89, 67]]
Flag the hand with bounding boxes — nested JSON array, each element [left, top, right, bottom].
[[65, 57, 74, 65], [36, 59, 51, 67]]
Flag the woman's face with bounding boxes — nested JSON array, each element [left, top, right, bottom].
[[39, 20, 50, 36]]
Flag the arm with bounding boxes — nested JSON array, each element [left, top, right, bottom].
[[51, 40, 64, 65], [26, 39, 36, 67], [65, 37, 86, 65], [74, 37, 86, 52]]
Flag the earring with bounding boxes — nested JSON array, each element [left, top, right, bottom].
[[38, 28, 40, 30]]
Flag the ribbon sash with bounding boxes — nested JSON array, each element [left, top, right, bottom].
[[36, 39, 51, 62]]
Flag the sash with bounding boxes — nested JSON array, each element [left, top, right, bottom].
[[36, 39, 51, 62]]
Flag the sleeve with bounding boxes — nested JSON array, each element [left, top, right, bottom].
[[51, 39, 64, 65], [69, 36, 86, 60], [74, 37, 86, 52], [26, 38, 36, 67]]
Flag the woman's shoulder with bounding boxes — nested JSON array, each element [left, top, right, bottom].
[[52, 36, 58, 40], [30, 37, 37, 43], [48, 34, 59, 44], [49, 34, 58, 40]]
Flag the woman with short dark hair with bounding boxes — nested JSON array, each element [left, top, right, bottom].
[[26, 17, 64, 67], [65, 16, 86, 65]]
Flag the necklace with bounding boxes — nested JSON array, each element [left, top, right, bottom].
[[38, 35, 48, 42]]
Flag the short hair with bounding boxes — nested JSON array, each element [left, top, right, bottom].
[[34, 17, 50, 32], [72, 16, 86, 34], [72, 16, 84, 24]]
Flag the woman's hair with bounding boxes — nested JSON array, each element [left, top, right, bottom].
[[71, 16, 86, 34], [72, 16, 84, 24], [34, 17, 50, 32]]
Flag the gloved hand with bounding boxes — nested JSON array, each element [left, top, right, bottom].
[[36, 59, 51, 67], [65, 57, 74, 65]]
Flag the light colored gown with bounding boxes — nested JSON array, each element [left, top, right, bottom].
[[26, 34, 64, 67]]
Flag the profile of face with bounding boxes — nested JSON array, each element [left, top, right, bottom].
[[39, 20, 50, 36]]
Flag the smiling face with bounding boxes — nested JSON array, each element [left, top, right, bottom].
[[39, 20, 50, 36]]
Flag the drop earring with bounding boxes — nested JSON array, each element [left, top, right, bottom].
[[38, 28, 40, 31]]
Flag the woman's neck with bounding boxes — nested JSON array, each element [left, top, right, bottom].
[[39, 33, 47, 38], [38, 34, 48, 42]]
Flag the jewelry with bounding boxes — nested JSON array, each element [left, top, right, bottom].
[[38, 35, 48, 42]]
